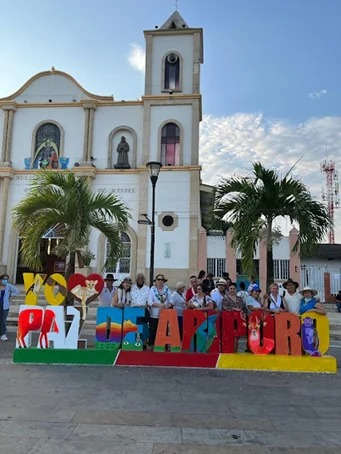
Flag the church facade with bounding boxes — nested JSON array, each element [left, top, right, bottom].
[[0, 11, 204, 285]]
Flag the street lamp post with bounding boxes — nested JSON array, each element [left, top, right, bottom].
[[146, 161, 162, 287]]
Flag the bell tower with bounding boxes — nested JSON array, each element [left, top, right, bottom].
[[144, 11, 203, 96]]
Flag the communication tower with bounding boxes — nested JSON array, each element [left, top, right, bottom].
[[321, 160, 339, 243]]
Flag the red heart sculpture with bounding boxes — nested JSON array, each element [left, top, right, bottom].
[[67, 273, 104, 301]]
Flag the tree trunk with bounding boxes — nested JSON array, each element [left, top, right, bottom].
[[65, 251, 76, 281], [266, 218, 274, 289], [65, 251, 76, 308]]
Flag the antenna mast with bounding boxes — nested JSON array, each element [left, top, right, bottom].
[[321, 160, 340, 243]]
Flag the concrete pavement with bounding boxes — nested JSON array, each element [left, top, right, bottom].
[[1, 343, 341, 452]]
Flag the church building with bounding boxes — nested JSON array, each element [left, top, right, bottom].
[[0, 11, 204, 285]]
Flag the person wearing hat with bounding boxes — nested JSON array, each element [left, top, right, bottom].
[[246, 284, 265, 312], [147, 274, 172, 347], [282, 278, 301, 314], [99, 273, 117, 307], [210, 278, 228, 311], [112, 277, 132, 307], [299, 287, 326, 315], [171, 282, 187, 339], [131, 273, 150, 308]]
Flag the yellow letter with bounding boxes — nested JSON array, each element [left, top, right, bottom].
[[23, 273, 46, 306], [44, 273, 67, 306]]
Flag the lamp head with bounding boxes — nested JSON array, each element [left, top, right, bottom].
[[146, 161, 162, 182]]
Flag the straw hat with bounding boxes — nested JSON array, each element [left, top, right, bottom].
[[299, 286, 318, 296]]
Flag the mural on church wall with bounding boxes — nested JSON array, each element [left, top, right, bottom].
[[33, 123, 61, 169]]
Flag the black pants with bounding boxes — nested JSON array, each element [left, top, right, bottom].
[[149, 317, 159, 346]]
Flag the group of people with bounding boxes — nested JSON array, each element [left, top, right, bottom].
[[0, 269, 329, 348], [98, 271, 327, 350]]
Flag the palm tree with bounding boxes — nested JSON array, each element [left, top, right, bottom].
[[12, 171, 130, 279], [214, 162, 332, 286]]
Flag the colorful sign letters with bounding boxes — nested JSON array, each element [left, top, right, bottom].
[[17, 273, 330, 359]]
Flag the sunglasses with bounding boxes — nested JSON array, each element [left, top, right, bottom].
[[156, 278, 164, 281]]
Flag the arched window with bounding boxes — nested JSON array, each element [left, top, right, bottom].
[[105, 232, 131, 275], [164, 53, 180, 90], [161, 122, 180, 166], [33, 123, 61, 169]]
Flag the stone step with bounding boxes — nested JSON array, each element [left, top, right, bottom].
[[330, 331, 341, 341]]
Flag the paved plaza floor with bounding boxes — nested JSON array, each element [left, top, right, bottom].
[[1, 328, 341, 453]]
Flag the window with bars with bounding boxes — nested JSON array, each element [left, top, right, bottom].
[[273, 260, 289, 280], [106, 231, 131, 274], [207, 258, 226, 277]]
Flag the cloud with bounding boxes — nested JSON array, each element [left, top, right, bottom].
[[308, 89, 327, 100], [128, 43, 145, 73], [199, 113, 341, 241]]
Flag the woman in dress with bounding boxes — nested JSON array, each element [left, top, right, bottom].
[[222, 282, 243, 312]]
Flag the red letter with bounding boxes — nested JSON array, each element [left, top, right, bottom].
[[275, 313, 302, 356], [222, 311, 247, 353], [248, 311, 275, 355]]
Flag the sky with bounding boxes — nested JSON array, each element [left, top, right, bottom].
[[1, 0, 341, 241]]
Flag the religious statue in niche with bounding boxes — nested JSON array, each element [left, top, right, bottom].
[[114, 136, 131, 169], [33, 123, 61, 169]]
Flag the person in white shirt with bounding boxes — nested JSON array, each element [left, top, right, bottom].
[[171, 282, 187, 338], [237, 281, 249, 312], [263, 282, 288, 314], [131, 273, 150, 346], [131, 273, 150, 308], [210, 278, 228, 311], [147, 274, 172, 347], [99, 274, 117, 307], [282, 278, 301, 314]]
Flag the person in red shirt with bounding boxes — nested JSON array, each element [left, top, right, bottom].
[[185, 275, 199, 302]]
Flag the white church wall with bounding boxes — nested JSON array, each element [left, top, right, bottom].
[[0, 111, 4, 153], [13, 74, 90, 103], [151, 35, 194, 95], [92, 105, 143, 169], [146, 170, 191, 269]]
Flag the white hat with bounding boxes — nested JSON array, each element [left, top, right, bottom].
[[299, 286, 318, 296], [176, 282, 186, 290]]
